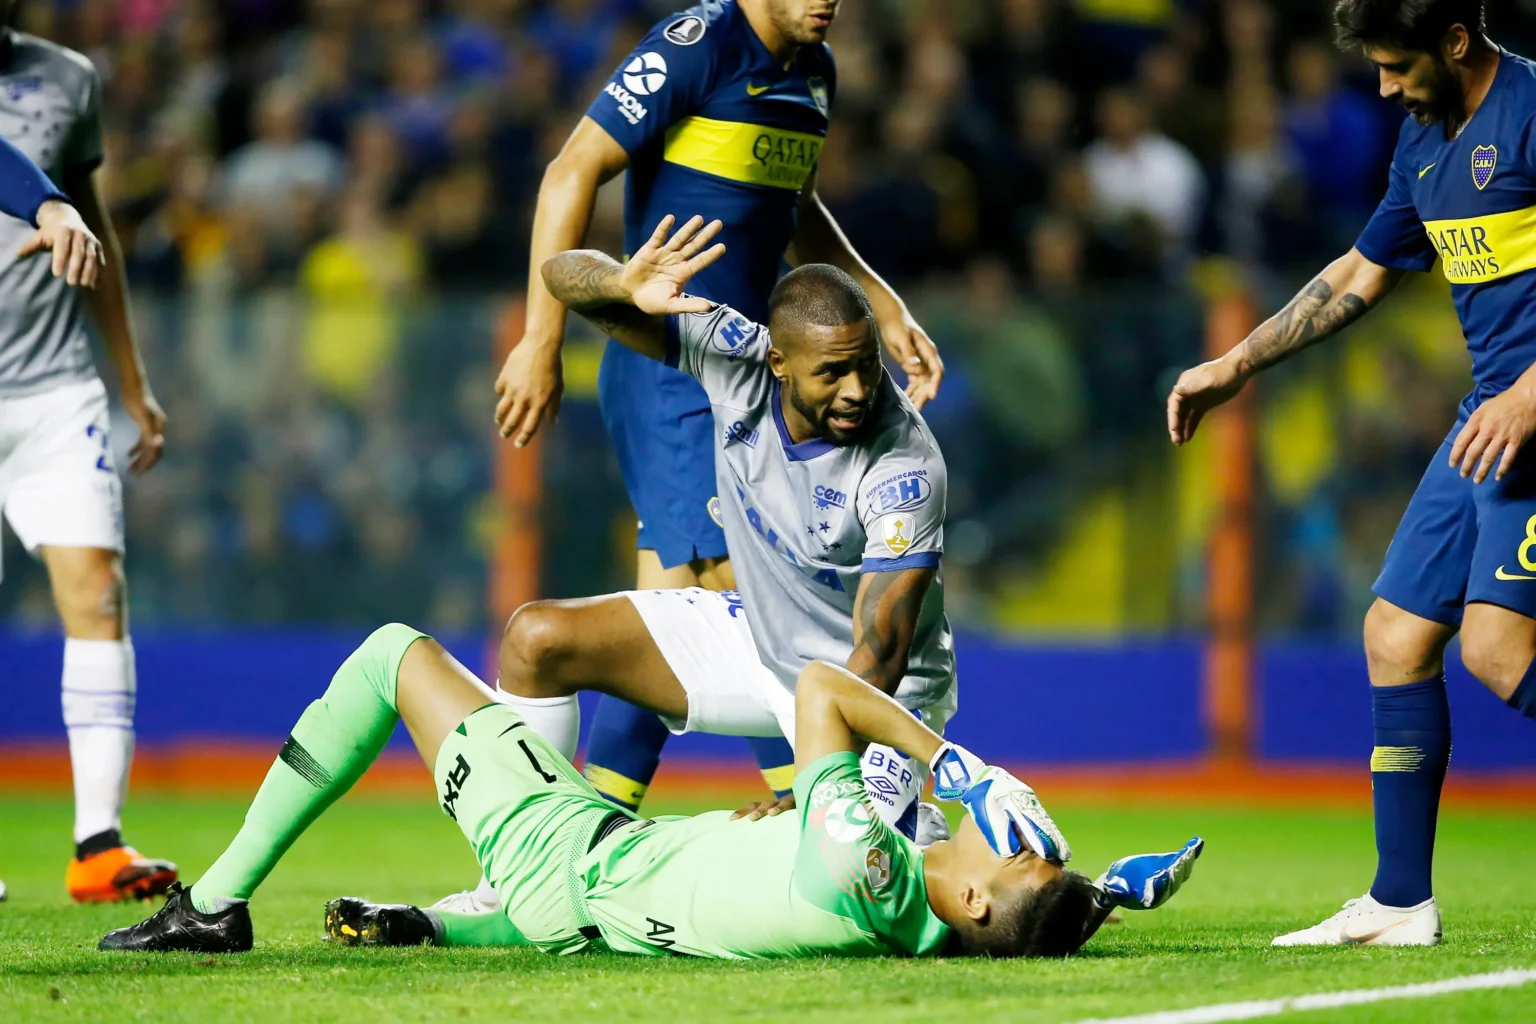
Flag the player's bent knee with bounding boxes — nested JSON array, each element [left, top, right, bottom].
[[499, 602, 576, 696], [1458, 633, 1528, 701], [1362, 600, 1446, 682], [355, 623, 432, 701], [53, 555, 124, 632]]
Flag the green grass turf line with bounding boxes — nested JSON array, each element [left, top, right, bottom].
[[2, 795, 1534, 1023]]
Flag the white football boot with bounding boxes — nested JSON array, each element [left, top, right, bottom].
[[1272, 894, 1441, 947], [429, 876, 500, 915]]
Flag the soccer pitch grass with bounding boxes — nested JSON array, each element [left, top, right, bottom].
[[2, 792, 1534, 1023]]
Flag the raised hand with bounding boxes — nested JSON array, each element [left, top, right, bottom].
[[619, 214, 727, 315], [1096, 837, 1204, 910], [930, 743, 1071, 862]]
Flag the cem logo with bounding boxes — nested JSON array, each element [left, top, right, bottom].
[[867, 470, 931, 513], [622, 52, 668, 96], [710, 315, 755, 358], [812, 484, 846, 510], [664, 14, 706, 45]]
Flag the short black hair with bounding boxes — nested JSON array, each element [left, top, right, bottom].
[[768, 263, 873, 335], [1334, 0, 1485, 52], [953, 870, 1103, 959]]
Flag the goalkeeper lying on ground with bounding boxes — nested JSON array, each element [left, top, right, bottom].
[[100, 625, 1201, 958]]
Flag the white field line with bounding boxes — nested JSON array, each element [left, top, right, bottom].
[[1070, 967, 1536, 1024]]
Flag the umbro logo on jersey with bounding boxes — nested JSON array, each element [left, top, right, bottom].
[[664, 14, 706, 45]]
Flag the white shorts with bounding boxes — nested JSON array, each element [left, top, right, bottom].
[[624, 587, 955, 832], [0, 378, 124, 581]]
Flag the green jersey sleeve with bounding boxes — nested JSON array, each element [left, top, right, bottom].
[[792, 752, 950, 956]]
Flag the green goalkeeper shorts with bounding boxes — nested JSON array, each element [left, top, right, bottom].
[[433, 702, 631, 954]]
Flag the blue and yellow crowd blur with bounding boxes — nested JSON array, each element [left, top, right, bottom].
[[5, 0, 1536, 643]]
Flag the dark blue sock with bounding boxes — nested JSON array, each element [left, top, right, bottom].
[[1368, 677, 1451, 909], [583, 696, 670, 811], [747, 736, 796, 798], [1507, 656, 1536, 721]]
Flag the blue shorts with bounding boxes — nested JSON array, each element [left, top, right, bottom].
[[597, 340, 727, 569], [1374, 412, 1536, 626]]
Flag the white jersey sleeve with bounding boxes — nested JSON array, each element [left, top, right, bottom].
[[857, 437, 946, 571], [666, 304, 771, 406]]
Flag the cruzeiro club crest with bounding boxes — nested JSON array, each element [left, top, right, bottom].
[[1471, 145, 1497, 190]]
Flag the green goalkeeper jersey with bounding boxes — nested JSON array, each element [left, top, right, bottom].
[[574, 752, 950, 959]]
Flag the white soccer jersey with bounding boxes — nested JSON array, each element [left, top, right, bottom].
[[666, 304, 955, 710], [0, 32, 102, 397]]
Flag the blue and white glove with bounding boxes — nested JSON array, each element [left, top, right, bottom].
[[1095, 837, 1204, 910], [928, 743, 1071, 863]]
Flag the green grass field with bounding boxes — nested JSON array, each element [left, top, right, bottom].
[[2, 792, 1533, 1023]]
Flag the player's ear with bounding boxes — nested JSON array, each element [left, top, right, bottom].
[[1443, 22, 1469, 62], [961, 881, 989, 924], [767, 344, 788, 381]]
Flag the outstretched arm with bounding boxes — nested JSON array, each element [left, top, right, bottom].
[[794, 660, 943, 771], [1166, 249, 1402, 445], [845, 566, 936, 694], [540, 214, 726, 361]]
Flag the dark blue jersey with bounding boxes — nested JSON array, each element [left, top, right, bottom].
[[584, 1, 834, 323], [1357, 48, 1536, 399]]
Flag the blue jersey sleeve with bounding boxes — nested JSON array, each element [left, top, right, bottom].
[[584, 11, 717, 156], [0, 135, 68, 227], [1355, 120, 1437, 272]]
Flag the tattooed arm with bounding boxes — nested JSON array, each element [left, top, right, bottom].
[[540, 213, 727, 362], [1166, 249, 1404, 445], [845, 566, 937, 695]]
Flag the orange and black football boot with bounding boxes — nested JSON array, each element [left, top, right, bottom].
[[66, 830, 177, 903]]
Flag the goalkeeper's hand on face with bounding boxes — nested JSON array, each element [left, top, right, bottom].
[[928, 743, 1071, 862], [1095, 837, 1204, 910]]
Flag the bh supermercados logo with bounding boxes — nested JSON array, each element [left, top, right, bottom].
[[1472, 145, 1497, 190]]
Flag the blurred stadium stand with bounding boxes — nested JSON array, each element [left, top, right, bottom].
[[3, 0, 1536, 774]]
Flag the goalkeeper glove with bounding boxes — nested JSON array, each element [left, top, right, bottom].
[[928, 743, 1071, 863], [1095, 836, 1204, 910]]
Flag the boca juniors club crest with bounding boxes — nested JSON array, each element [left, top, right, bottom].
[[1471, 145, 1497, 190], [808, 77, 829, 116]]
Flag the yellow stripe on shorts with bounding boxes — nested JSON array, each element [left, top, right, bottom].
[[1371, 745, 1427, 772], [663, 116, 823, 191], [759, 763, 796, 794], [583, 763, 648, 809]]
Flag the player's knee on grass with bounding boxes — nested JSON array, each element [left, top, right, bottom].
[[949, 871, 1103, 959], [499, 601, 577, 697], [1362, 600, 1448, 686], [48, 549, 124, 636]]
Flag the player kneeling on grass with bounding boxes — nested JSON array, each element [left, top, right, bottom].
[[100, 626, 1201, 958]]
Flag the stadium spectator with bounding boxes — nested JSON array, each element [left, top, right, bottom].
[[1084, 86, 1205, 268], [222, 80, 344, 215]]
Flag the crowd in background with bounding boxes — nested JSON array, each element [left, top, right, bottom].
[[2, 0, 1532, 634]]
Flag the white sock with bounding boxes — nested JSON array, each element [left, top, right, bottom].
[[493, 690, 580, 761], [471, 875, 499, 910], [62, 637, 136, 846]]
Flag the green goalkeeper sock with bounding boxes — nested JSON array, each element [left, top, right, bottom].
[[428, 906, 532, 947], [190, 624, 428, 913]]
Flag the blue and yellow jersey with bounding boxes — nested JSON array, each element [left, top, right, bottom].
[[584, 0, 834, 323], [1357, 49, 1536, 400]]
